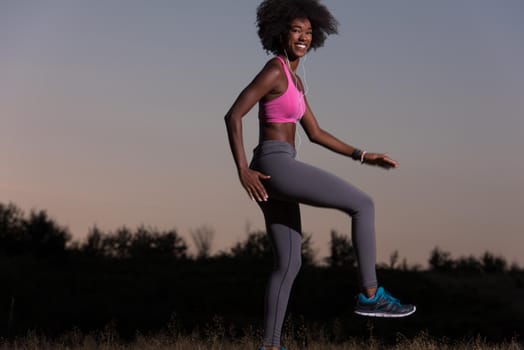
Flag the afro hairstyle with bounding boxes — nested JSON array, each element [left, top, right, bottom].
[[256, 0, 338, 55]]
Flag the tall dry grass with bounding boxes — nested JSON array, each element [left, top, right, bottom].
[[1, 329, 521, 350]]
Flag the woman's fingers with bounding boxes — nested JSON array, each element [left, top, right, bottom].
[[254, 172, 270, 201], [249, 183, 267, 202], [243, 170, 270, 202], [383, 157, 398, 168], [369, 153, 398, 169]]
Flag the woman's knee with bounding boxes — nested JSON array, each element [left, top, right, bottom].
[[361, 193, 374, 212], [349, 192, 374, 216]]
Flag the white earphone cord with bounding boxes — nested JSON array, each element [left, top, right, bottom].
[[283, 51, 309, 155]]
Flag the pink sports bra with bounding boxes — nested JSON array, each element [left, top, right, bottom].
[[259, 56, 306, 124]]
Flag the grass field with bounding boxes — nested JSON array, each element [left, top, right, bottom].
[[1, 328, 521, 350]]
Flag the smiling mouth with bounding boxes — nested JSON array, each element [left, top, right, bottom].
[[296, 43, 307, 49]]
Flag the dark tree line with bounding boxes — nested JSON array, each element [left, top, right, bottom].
[[0, 202, 326, 264], [1, 202, 523, 341], [0, 202, 520, 272], [428, 246, 513, 273], [81, 226, 188, 259], [0, 203, 70, 257]]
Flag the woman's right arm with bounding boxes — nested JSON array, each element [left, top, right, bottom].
[[224, 60, 281, 202]]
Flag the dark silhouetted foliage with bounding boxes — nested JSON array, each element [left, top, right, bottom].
[[429, 246, 455, 272], [80, 225, 188, 260], [228, 230, 316, 265], [324, 230, 356, 269], [0, 203, 25, 255], [429, 247, 509, 273], [455, 255, 483, 273], [481, 251, 507, 273], [1, 201, 522, 342], [0, 202, 70, 257], [229, 230, 272, 261], [190, 224, 214, 260]]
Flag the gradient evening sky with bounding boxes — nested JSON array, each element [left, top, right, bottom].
[[2, 0, 523, 266]]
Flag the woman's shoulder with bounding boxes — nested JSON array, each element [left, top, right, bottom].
[[258, 56, 285, 79], [264, 56, 284, 69]]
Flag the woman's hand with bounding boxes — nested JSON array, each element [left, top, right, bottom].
[[363, 153, 398, 169], [238, 168, 271, 202]]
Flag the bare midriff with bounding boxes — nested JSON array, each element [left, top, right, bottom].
[[259, 122, 297, 148]]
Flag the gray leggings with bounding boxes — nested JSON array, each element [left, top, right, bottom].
[[249, 140, 378, 347]]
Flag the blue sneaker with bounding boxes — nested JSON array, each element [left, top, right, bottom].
[[354, 287, 416, 317]]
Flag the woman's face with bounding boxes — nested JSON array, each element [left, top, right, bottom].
[[283, 17, 312, 59]]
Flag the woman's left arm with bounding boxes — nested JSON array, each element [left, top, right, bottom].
[[299, 97, 398, 169]]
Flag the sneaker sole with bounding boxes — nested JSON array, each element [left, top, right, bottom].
[[354, 306, 416, 318]]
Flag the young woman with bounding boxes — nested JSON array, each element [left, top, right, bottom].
[[224, 1, 416, 349]]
